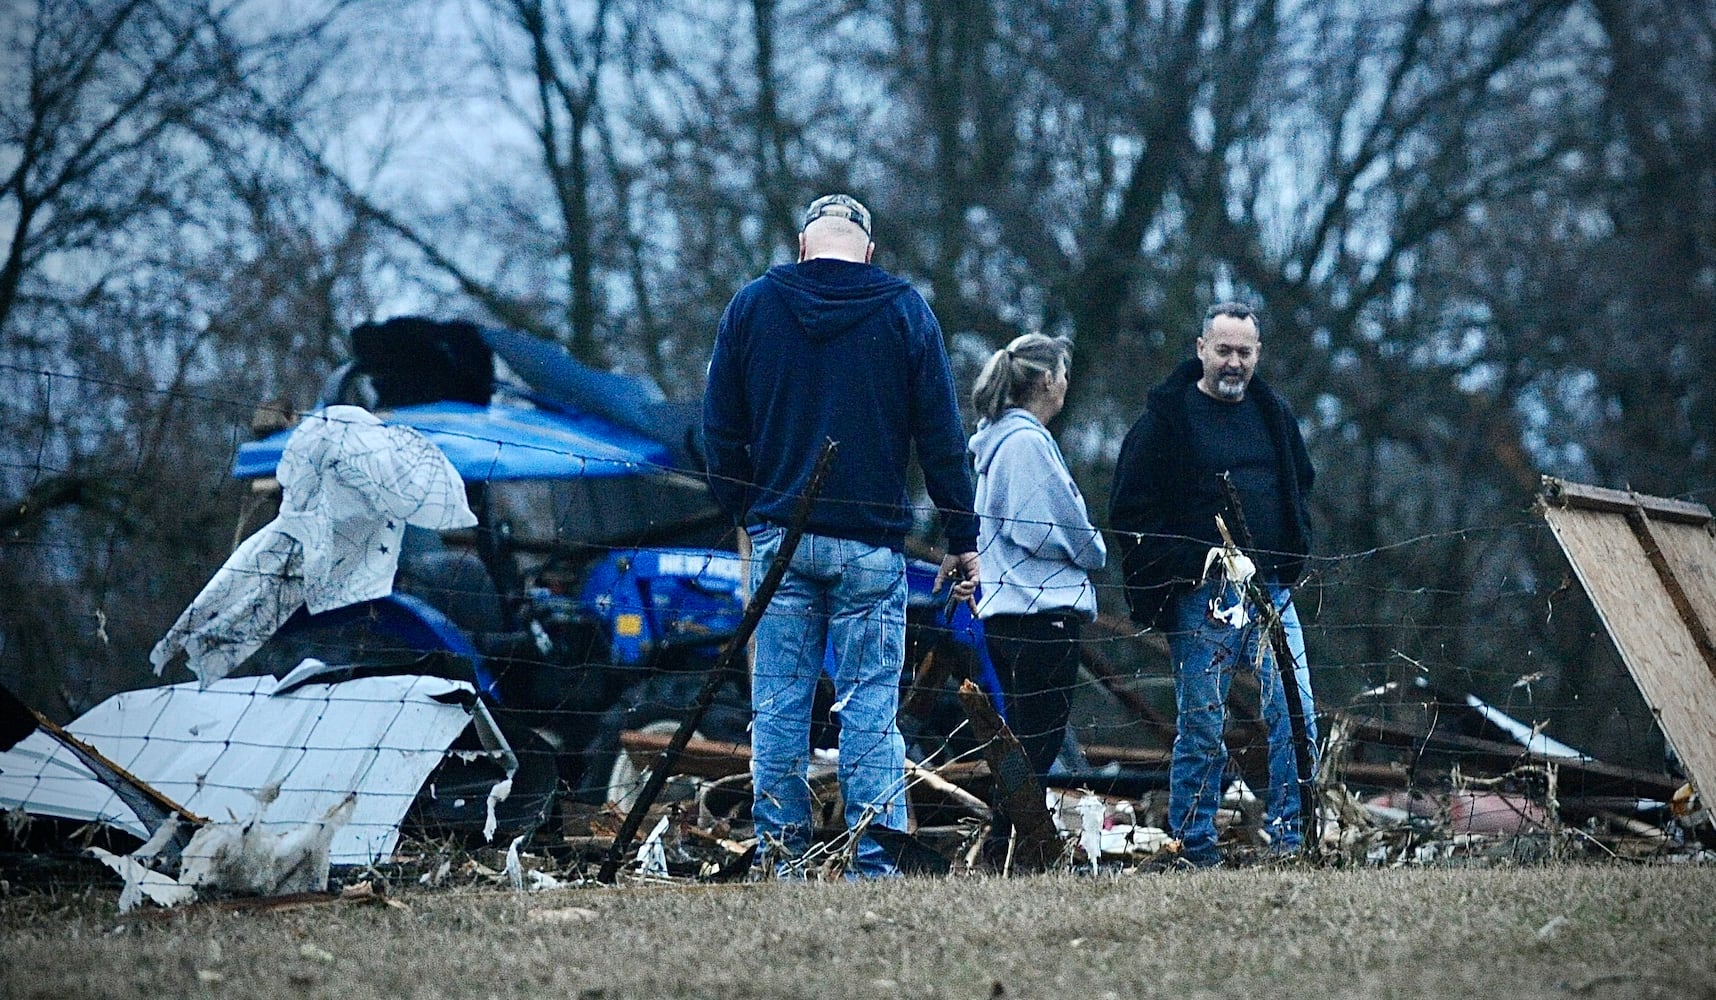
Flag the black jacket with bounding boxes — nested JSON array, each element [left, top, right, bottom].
[[1109, 358, 1315, 627]]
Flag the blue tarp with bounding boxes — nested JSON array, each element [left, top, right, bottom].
[[480, 326, 705, 472], [232, 401, 677, 482]]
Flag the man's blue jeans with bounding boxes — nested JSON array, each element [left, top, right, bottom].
[[1166, 579, 1317, 864], [748, 526, 909, 878]]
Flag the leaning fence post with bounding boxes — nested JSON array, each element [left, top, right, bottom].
[[956, 679, 1065, 872], [1219, 472, 1320, 853], [597, 440, 838, 884]]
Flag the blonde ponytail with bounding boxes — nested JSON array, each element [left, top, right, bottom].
[[971, 333, 1071, 422]]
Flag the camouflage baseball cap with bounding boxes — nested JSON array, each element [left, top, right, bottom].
[[802, 193, 872, 236]]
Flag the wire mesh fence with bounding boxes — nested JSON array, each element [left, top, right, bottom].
[[1, 364, 1712, 896]]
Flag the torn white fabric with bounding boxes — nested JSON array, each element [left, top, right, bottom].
[[638, 815, 670, 876], [483, 777, 513, 844], [1201, 544, 1256, 591], [1202, 545, 1257, 629], [132, 813, 183, 860], [151, 405, 477, 683], [1210, 598, 1250, 630], [504, 834, 527, 890], [90, 847, 196, 913], [1076, 794, 1105, 871], [179, 791, 357, 896]]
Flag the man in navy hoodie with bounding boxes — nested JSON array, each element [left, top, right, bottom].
[[703, 193, 980, 879]]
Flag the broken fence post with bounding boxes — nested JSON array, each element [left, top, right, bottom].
[[597, 440, 838, 884], [956, 679, 1064, 872]]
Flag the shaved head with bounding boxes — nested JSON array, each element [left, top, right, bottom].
[[799, 215, 873, 264]]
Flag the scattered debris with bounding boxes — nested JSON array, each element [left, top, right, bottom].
[[484, 778, 514, 843], [178, 788, 357, 896], [0, 681, 200, 851], [0, 673, 512, 866], [905, 758, 991, 820], [1, 672, 525, 907], [90, 846, 196, 913], [1365, 790, 1549, 837], [1076, 795, 1105, 871], [636, 816, 670, 877], [504, 835, 526, 890], [11, 479, 1716, 893]]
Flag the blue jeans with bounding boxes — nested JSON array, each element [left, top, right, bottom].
[[748, 526, 909, 878], [1166, 579, 1317, 863]]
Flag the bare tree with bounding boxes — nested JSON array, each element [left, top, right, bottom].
[[4, 0, 1713, 751], [0, 0, 387, 711]]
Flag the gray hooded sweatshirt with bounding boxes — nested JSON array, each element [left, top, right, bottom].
[[968, 409, 1107, 619]]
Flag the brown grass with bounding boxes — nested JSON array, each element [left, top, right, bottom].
[[3, 864, 1714, 1000]]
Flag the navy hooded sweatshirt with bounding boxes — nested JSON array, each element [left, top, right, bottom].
[[702, 258, 977, 553]]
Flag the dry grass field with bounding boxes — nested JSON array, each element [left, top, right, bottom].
[[3, 863, 1714, 1000]]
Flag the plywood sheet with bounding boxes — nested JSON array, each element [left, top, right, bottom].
[[1543, 506, 1716, 803]]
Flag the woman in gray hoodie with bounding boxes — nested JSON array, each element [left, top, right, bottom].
[[968, 334, 1107, 860]]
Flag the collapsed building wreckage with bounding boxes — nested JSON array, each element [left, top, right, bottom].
[[1, 403, 533, 908], [523, 479, 1716, 882], [0, 318, 1004, 900], [4, 321, 1712, 901], [4, 530, 1713, 899]]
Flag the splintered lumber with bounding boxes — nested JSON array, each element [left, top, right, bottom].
[[905, 759, 991, 819], [956, 679, 1064, 871], [613, 732, 992, 820], [1337, 711, 1683, 800], [1538, 478, 1710, 524], [619, 730, 750, 781]]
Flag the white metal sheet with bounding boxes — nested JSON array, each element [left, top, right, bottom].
[[0, 674, 479, 864]]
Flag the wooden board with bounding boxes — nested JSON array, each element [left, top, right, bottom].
[[1650, 518, 1716, 674], [1543, 506, 1716, 803]]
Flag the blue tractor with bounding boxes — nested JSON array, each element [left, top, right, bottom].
[[231, 318, 996, 838]]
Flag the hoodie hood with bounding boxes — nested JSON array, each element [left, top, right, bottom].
[[968, 408, 1047, 475], [764, 259, 912, 342]]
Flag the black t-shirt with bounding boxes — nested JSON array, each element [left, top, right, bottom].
[[1185, 386, 1288, 579]]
